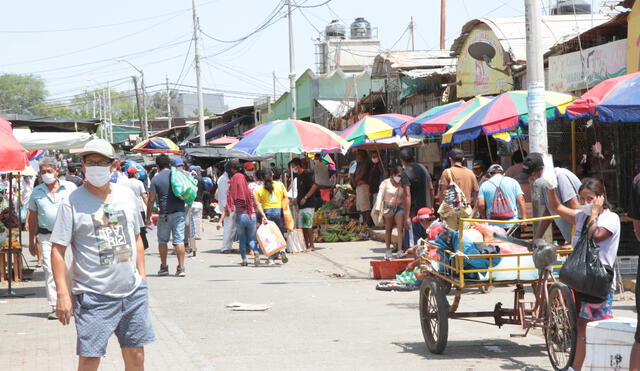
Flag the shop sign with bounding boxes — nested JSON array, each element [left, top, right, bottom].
[[549, 39, 627, 93]]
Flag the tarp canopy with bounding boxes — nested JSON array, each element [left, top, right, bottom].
[[189, 116, 246, 144], [13, 129, 94, 150]]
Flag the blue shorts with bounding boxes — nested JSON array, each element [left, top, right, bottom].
[[73, 281, 155, 357], [157, 211, 186, 245]]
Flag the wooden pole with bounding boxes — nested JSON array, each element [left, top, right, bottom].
[[440, 0, 446, 50]]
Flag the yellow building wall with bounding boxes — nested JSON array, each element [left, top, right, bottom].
[[627, 1, 640, 73]]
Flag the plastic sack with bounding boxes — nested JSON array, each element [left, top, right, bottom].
[[256, 221, 287, 257], [559, 222, 613, 302], [282, 198, 295, 230], [540, 153, 558, 189], [124, 160, 147, 182], [203, 176, 213, 191], [170, 167, 198, 206]]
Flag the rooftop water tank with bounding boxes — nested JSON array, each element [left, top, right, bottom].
[[325, 19, 346, 39], [350, 17, 372, 39], [551, 0, 591, 15]]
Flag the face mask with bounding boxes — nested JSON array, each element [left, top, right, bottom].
[[41, 173, 56, 185], [372, 158, 379, 164], [246, 171, 255, 178], [85, 166, 112, 187], [393, 176, 402, 183], [579, 203, 593, 215]]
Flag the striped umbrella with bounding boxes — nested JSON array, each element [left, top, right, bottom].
[[340, 114, 413, 145], [404, 100, 465, 135], [131, 137, 182, 154], [566, 71, 640, 122], [441, 90, 575, 145], [404, 97, 493, 136], [230, 119, 350, 155]]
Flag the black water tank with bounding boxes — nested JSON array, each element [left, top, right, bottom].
[[350, 17, 372, 39], [551, 0, 591, 15]]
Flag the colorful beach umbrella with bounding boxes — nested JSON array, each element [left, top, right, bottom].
[[566, 71, 640, 122], [308, 153, 336, 171], [405, 96, 493, 136], [229, 119, 350, 155], [0, 118, 27, 172], [340, 114, 413, 144], [441, 90, 575, 145], [131, 137, 182, 154], [404, 100, 465, 135]]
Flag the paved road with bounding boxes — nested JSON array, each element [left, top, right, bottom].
[[1, 222, 636, 370]]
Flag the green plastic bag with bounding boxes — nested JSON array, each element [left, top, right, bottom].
[[170, 167, 198, 206]]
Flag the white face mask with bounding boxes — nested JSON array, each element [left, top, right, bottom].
[[41, 173, 56, 185], [246, 170, 255, 178], [579, 203, 593, 215], [393, 176, 402, 183], [85, 166, 112, 187], [372, 158, 379, 164]]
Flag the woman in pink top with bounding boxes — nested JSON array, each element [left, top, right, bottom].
[[373, 165, 406, 260]]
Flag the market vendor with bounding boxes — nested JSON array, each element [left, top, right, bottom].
[[353, 149, 372, 226]]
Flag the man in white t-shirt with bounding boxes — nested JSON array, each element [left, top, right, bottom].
[[123, 166, 149, 250]]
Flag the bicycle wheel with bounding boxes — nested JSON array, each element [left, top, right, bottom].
[[419, 277, 449, 354], [545, 283, 577, 371]]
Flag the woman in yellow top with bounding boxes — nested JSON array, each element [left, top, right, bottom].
[[254, 169, 289, 264]]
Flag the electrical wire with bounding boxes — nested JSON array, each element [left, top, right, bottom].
[[293, 0, 333, 9], [199, 1, 286, 43]]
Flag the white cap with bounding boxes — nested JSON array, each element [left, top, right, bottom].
[[77, 138, 115, 160]]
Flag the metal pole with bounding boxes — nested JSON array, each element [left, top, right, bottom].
[[140, 71, 149, 139], [524, 0, 548, 154], [440, 0, 446, 50], [166, 75, 172, 129], [287, 0, 297, 119], [273, 71, 276, 101], [132, 76, 144, 137], [192, 0, 207, 146], [410, 17, 416, 51], [107, 82, 113, 143], [92, 91, 96, 118]]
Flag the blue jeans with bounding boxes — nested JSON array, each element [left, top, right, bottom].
[[403, 219, 426, 251], [264, 208, 285, 235], [235, 213, 259, 260]]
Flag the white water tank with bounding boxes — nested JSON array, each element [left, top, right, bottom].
[[325, 19, 346, 39]]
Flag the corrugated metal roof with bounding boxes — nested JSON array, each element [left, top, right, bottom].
[[316, 99, 354, 118], [401, 66, 457, 79], [371, 50, 457, 78], [450, 14, 613, 64]]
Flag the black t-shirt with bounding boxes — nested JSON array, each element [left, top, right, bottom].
[[296, 170, 319, 207], [149, 169, 185, 214], [629, 173, 640, 220], [66, 175, 84, 188], [194, 175, 205, 203], [368, 162, 383, 193], [401, 163, 432, 216]]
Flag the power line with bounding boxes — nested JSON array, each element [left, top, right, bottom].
[[293, 0, 333, 8], [199, 1, 286, 43]]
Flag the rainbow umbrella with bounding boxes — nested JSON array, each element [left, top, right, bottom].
[[340, 114, 413, 145], [404, 100, 465, 135], [405, 96, 493, 136], [131, 137, 182, 154], [441, 90, 575, 145], [308, 153, 336, 171], [229, 119, 350, 155], [566, 71, 640, 122]]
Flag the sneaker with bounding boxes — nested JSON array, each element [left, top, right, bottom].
[[397, 250, 405, 259], [176, 267, 186, 277], [241, 260, 248, 267], [47, 310, 58, 320], [158, 265, 169, 276], [385, 251, 393, 261], [254, 254, 260, 267], [267, 257, 275, 265], [280, 251, 288, 264]]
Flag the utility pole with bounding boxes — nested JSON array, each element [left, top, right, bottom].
[[92, 91, 96, 118], [524, 0, 548, 154], [273, 71, 276, 101], [410, 17, 416, 51], [287, 0, 296, 119], [192, 0, 206, 146], [107, 82, 113, 143], [140, 72, 149, 139], [440, 0, 446, 50], [166, 75, 172, 129], [132, 76, 145, 139]]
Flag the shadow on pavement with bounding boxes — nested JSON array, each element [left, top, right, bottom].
[[392, 340, 548, 370], [6, 312, 49, 319], [0, 286, 45, 298]]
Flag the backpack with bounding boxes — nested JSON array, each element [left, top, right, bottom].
[[437, 168, 472, 218], [488, 177, 515, 220], [170, 167, 198, 206]]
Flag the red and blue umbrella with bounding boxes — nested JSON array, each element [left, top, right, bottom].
[[230, 119, 350, 155], [566, 71, 640, 122], [404, 97, 492, 136], [404, 100, 465, 135], [131, 137, 182, 154], [340, 114, 413, 145], [441, 90, 574, 145]]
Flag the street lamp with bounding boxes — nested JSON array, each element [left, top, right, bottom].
[[116, 59, 149, 139]]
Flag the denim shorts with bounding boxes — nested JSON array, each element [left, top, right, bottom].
[[73, 281, 155, 357], [157, 211, 186, 245]]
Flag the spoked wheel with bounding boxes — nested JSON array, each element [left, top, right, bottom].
[[419, 277, 449, 354], [545, 283, 577, 371]]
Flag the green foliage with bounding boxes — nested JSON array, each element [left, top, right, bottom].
[[192, 107, 213, 116], [0, 74, 47, 114]]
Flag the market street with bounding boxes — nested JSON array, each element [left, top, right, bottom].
[[0, 222, 635, 371]]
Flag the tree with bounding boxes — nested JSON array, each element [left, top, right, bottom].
[[0, 74, 47, 114], [192, 107, 214, 116]]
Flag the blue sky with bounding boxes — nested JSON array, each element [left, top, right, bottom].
[[0, 0, 535, 110]]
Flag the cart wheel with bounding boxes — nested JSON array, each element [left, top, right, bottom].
[[419, 277, 449, 354], [545, 283, 577, 371], [439, 279, 452, 295], [479, 285, 493, 294]]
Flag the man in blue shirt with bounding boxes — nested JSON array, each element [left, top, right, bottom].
[[476, 164, 526, 234], [28, 160, 77, 319]]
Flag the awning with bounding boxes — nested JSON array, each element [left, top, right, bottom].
[[13, 128, 95, 150], [316, 99, 354, 118], [208, 136, 238, 145], [184, 146, 274, 161], [189, 116, 246, 144]]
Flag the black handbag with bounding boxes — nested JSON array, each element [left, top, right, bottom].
[[559, 220, 614, 303]]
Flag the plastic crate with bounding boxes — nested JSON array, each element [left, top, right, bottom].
[[370, 258, 414, 279], [617, 256, 638, 276]]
